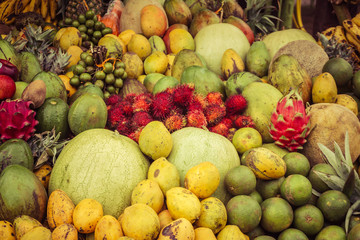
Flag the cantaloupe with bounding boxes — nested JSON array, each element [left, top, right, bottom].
[[48, 129, 150, 218]]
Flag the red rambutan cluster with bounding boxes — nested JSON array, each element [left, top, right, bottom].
[[105, 84, 253, 142]]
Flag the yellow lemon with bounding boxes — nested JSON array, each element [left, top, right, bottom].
[[127, 34, 152, 61], [66, 45, 83, 70], [118, 29, 136, 46], [232, 127, 263, 154], [144, 51, 169, 75], [73, 199, 103, 234]]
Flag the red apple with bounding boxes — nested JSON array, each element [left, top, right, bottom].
[[223, 16, 255, 45], [163, 23, 188, 53], [0, 75, 16, 100]]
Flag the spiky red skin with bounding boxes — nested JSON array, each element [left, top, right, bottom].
[[115, 100, 133, 117], [132, 93, 153, 112], [151, 91, 174, 120], [116, 119, 132, 136], [209, 122, 229, 137], [225, 95, 247, 116], [107, 107, 125, 129], [204, 104, 226, 126], [232, 115, 255, 129], [206, 92, 224, 106], [124, 93, 137, 104], [220, 117, 234, 129], [269, 90, 310, 152], [172, 84, 195, 109], [127, 126, 145, 143], [189, 94, 207, 111], [105, 94, 122, 106], [164, 113, 187, 133], [186, 110, 207, 128], [131, 111, 153, 131], [0, 99, 38, 142]]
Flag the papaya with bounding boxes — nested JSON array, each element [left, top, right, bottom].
[[245, 41, 271, 77], [268, 54, 312, 104], [0, 139, 34, 173]]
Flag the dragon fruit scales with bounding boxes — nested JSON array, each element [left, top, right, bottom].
[[0, 99, 38, 142], [269, 90, 310, 152]]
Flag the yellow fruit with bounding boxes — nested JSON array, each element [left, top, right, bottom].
[[0, 220, 15, 240], [33, 163, 52, 190], [312, 72, 338, 103], [140, 5, 168, 38], [47, 189, 75, 230], [184, 162, 220, 199], [165, 53, 176, 76], [51, 223, 78, 240], [127, 34, 152, 61], [73, 199, 104, 234], [98, 35, 124, 58], [144, 51, 169, 74], [122, 52, 144, 79], [138, 121, 173, 160], [147, 157, 180, 195], [232, 127, 263, 154], [66, 45, 83, 70], [335, 94, 359, 116], [95, 215, 123, 240], [217, 225, 247, 240], [194, 227, 217, 240], [120, 203, 160, 240], [195, 197, 227, 234], [158, 218, 195, 240], [103, 34, 127, 55], [59, 74, 77, 97], [131, 179, 165, 213], [138, 74, 147, 84], [118, 29, 136, 46], [13, 215, 43, 240], [158, 210, 173, 230], [245, 147, 287, 180], [54, 27, 82, 51], [21, 226, 52, 240], [166, 187, 201, 223], [65, 71, 74, 78], [221, 48, 245, 80], [169, 29, 195, 54]]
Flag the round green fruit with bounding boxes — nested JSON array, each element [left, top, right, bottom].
[[293, 204, 324, 236], [260, 197, 293, 233], [280, 174, 312, 206], [316, 190, 350, 223]]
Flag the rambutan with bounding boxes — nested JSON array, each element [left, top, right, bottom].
[[115, 100, 133, 117], [209, 122, 229, 137], [233, 115, 255, 129], [164, 113, 187, 133], [227, 128, 237, 141], [132, 93, 153, 112], [105, 94, 122, 106], [220, 117, 234, 129], [225, 94, 247, 116], [127, 126, 144, 143], [206, 92, 224, 106], [116, 119, 132, 136], [188, 94, 207, 112], [186, 109, 207, 128], [172, 84, 195, 109], [151, 91, 174, 120], [123, 93, 137, 104], [107, 107, 125, 129], [204, 104, 226, 126], [131, 111, 153, 130]]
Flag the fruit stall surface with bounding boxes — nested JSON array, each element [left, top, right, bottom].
[[0, 0, 360, 239]]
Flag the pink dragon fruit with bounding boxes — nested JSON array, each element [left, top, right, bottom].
[[0, 99, 38, 142], [269, 90, 310, 152]]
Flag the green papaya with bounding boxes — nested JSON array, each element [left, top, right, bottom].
[[0, 139, 34, 173], [19, 52, 42, 83], [268, 54, 312, 104], [225, 71, 261, 97], [245, 41, 271, 77]]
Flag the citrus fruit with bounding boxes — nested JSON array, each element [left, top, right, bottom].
[[144, 51, 169, 75], [280, 174, 312, 206], [224, 165, 257, 196], [322, 57, 353, 87], [308, 163, 336, 193], [293, 204, 324, 236], [278, 228, 308, 240], [283, 152, 310, 176], [232, 127, 262, 154], [315, 225, 346, 240], [260, 197, 293, 233], [316, 190, 350, 223], [127, 34, 152, 61]]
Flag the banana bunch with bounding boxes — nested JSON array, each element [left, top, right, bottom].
[[0, 0, 57, 24], [343, 13, 360, 53]]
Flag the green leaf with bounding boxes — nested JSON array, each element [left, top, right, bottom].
[[343, 168, 356, 200], [313, 170, 344, 191], [318, 142, 343, 177], [333, 141, 350, 179], [344, 131, 353, 167], [345, 199, 360, 234]]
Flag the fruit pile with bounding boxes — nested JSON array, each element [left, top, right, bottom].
[[0, 0, 360, 239]]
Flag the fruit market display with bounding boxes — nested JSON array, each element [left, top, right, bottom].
[[1, 0, 360, 239]]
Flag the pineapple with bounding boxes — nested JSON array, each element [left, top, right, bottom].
[[244, 0, 280, 38], [62, 0, 104, 20]]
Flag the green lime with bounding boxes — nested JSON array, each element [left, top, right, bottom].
[[94, 80, 104, 89], [58, 20, 65, 28], [93, 15, 98, 22], [105, 73, 115, 85], [232, 127, 262, 154], [85, 10, 95, 20], [85, 66, 95, 73], [322, 57, 353, 87], [95, 71, 106, 80], [79, 72, 92, 82], [103, 91, 111, 99], [85, 19, 95, 28], [64, 17, 73, 25], [106, 85, 116, 94], [73, 64, 85, 75], [102, 27, 112, 35], [93, 30, 102, 39], [84, 55, 94, 66], [80, 32, 89, 41], [78, 14, 86, 24], [122, 71, 127, 79], [80, 51, 90, 61], [353, 70, 360, 98], [115, 61, 125, 69], [91, 37, 98, 45], [83, 82, 93, 87], [77, 60, 86, 68], [94, 21, 104, 30], [103, 62, 114, 74], [87, 28, 94, 36], [72, 20, 80, 28], [78, 24, 87, 33], [70, 76, 81, 87], [114, 78, 123, 88], [113, 68, 124, 78]]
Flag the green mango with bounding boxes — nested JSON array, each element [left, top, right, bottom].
[[0, 139, 34, 173], [225, 71, 261, 97], [149, 35, 167, 54], [32, 71, 67, 102], [152, 76, 179, 94], [245, 41, 271, 78], [19, 52, 42, 83]]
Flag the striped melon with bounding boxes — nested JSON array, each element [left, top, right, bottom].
[[48, 129, 150, 217], [167, 127, 240, 204]]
